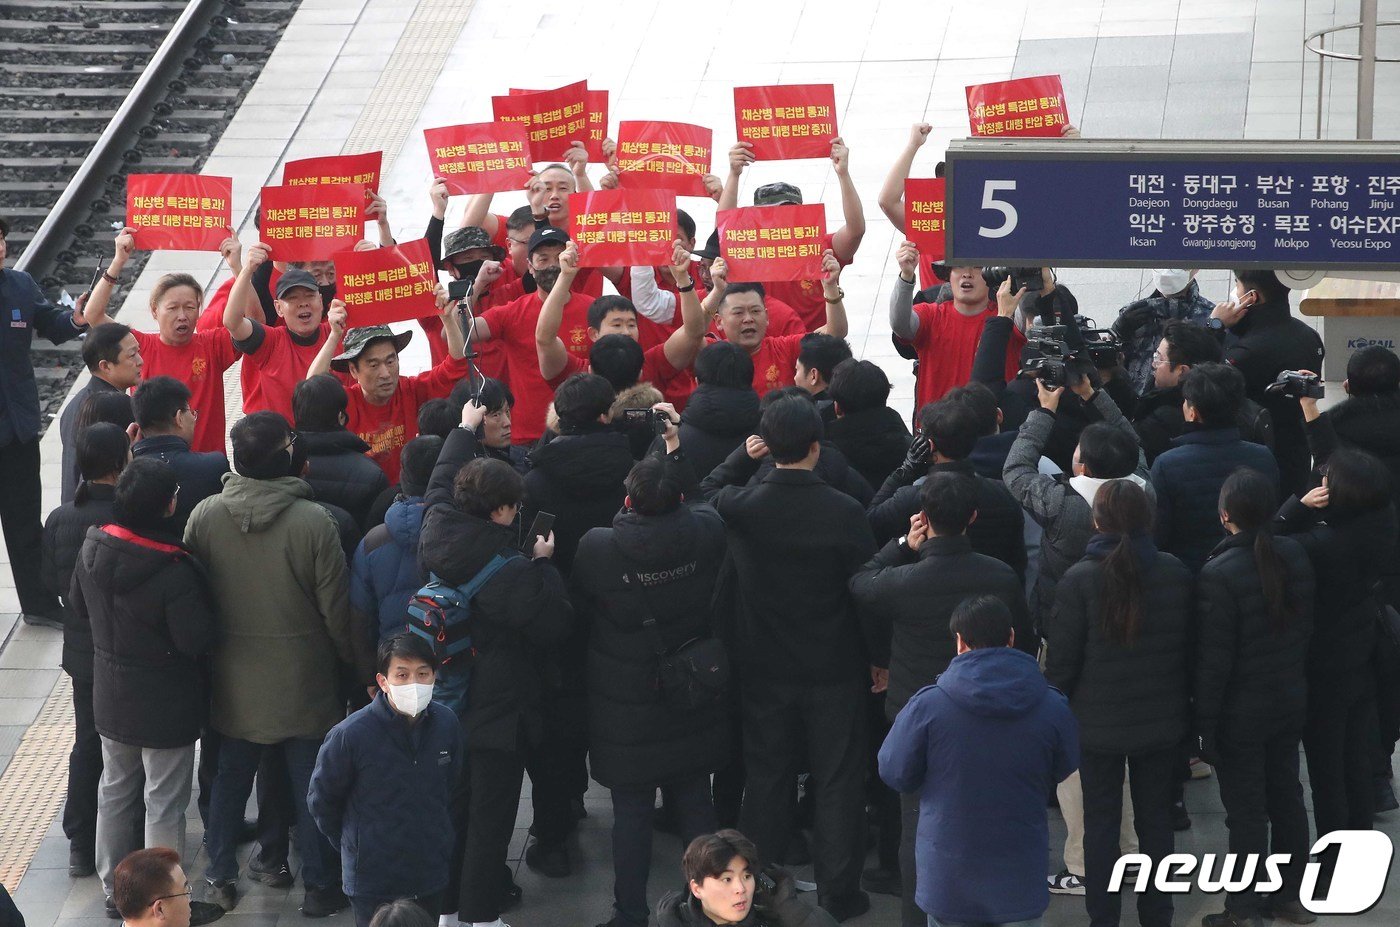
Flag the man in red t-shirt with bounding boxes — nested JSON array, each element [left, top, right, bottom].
[[308, 293, 469, 483], [718, 138, 866, 331], [889, 241, 1028, 411], [691, 231, 807, 341], [536, 240, 706, 410], [85, 228, 238, 453], [420, 225, 508, 378], [223, 243, 331, 421], [707, 251, 848, 397], [466, 226, 595, 445]]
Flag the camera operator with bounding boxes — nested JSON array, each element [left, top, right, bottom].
[[1211, 270, 1324, 497]]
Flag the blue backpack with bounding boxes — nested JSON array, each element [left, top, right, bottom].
[[405, 552, 518, 682]]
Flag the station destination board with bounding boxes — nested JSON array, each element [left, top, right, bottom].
[[945, 139, 1400, 271]]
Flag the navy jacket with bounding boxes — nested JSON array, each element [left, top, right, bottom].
[[60, 377, 126, 503], [1149, 426, 1278, 572], [0, 268, 86, 445], [308, 694, 464, 898], [132, 434, 230, 537], [350, 497, 426, 643], [880, 647, 1078, 924]]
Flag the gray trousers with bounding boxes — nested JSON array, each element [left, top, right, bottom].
[[95, 737, 196, 895]]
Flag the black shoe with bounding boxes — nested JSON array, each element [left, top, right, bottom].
[[498, 878, 523, 913], [1171, 799, 1191, 831], [204, 880, 238, 913], [248, 860, 293, 888], [69, 846, 95, 878], [22, 612, 63, 631], [823, 891, 870, 923], [105, 897, 120, 920], [860, 866, 901, 897], [781, 831, 811, 866], [524, 840, 570, 878], [1374, 778, 1398, 814], [189, 901, 227, 926], [1265, 899, 1317, 925], [301, 885, 349, 918], [1201, 911, 1262, 927]]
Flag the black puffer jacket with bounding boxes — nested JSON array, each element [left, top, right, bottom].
[[679, 383, 761, 482], [42, 483, 117, 681], [1045, 535, 1193, 753], [745, 440, 874, 506], [1133, 385, 1274, 466], [850, 535, 1033, 716], [419, 428, 573, 751], [69, 524, 218, 749], [1274, 495, 1398, 689], [1195, 530, 1314, 741], [572, 498, 730, 788], [867, 459, 1027, 580], [302, 429, 390, 532], [826, 406, 912, 491], [524, 426, 635, 577]]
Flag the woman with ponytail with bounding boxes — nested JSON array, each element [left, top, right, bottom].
[[1196, 468, 1315, 927], [1046, 479, 1192, 927]]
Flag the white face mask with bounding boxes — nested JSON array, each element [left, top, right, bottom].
[[1151, 269, 1190, 297], [386, 682, 433, 717]]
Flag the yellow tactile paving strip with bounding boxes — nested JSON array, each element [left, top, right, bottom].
[[0, 674, 72, 891]]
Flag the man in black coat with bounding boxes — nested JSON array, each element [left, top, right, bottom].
[[1214, 269, 1324, 497], [293, 375, 389, 534], [571, 424, 728, 927], [867, 394, 1026, 580], [825, 359, 912, 491], [60, 322, 142, 503], [68, 458, 218, 914], [418, 408, 572, 922], [677, 341, 761, 483], [850, 470, 1033, 927], [704, 394, 878, 922], [43, 422, 128, 877], [131, 376, 229, 537]]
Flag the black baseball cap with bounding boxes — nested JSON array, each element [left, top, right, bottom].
[[528, 226, 570, 255], [275, 268, 320, 299]]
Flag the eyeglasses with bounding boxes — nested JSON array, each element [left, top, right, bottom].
[[285, 431, 300, 453], [153, 882, 192, 903], [1150, 350, 1167, 368]]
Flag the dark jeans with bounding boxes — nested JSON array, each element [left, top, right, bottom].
[[64, 675, 102, 854], [451, 745, 525, 923], [739, 676, 867, 907], [206, 736, 333, 889], [1079, 746, 1176, 927], [610, 774, 717, 927], [349, 891, 439, 927], [196, 730, 292, 866], [1215, 725, 1310, 916], [0, 437, 58, 615]]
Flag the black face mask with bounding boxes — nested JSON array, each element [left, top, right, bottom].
[[453, 258, 486, 280], [522, 272, 537, 294], [318, 282, 337, 304]]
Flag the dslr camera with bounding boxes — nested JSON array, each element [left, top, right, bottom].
[[620, 407, 670, 436], [984, 266, 1045, 293], [1018, 324, 1073, 388], [1265, 370, 1325, 401]]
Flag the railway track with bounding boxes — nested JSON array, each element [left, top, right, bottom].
[[0, 0, 300, 425]]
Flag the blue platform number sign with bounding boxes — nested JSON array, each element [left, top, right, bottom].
[[946, 146, 1400, 271]]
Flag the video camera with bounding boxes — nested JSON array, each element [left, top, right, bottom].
[[620, 408, 671, 436], [1265, 370, 1325, 401], [1075, 316, 1123, 370], [1017, 324, 1073, 388]]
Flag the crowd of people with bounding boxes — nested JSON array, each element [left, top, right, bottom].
[[2, 119, 1398, 927]]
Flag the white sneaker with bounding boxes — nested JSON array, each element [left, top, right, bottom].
[[1047, 870, 1085, 895]]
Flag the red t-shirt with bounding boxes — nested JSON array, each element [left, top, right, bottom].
[[912, 301, 1026, 409], [237, 322, 330, 421], [345, 354, 470, 482], [747, 334, 804, 396], [762, 233, 851, 332], [614, 263, 710, 352], [492, 212, 604, 297], [479, 289, 595, 444], [547, 342, 696, 411], [195, 277, 235, 333], [132, 329, 239, 454]]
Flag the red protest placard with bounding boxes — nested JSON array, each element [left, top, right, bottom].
[[283, 151, 382, 195], [260, 184, 365, 262], [424, 122, 532, 195], [510, 86, 608, 161], [733, 84, 837, 160], [126, 174, 233, 251], [569, 190, 677, 268], [966, 75, 1069, 137], [615, 121, 712, 197], [494, 81, 589, 162], [904, 178, 946, 261], [716, 205, 826, 282], [333, 238, 438, 327]]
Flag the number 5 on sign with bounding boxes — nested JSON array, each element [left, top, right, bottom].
[[980, 180, 1018, 238]]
